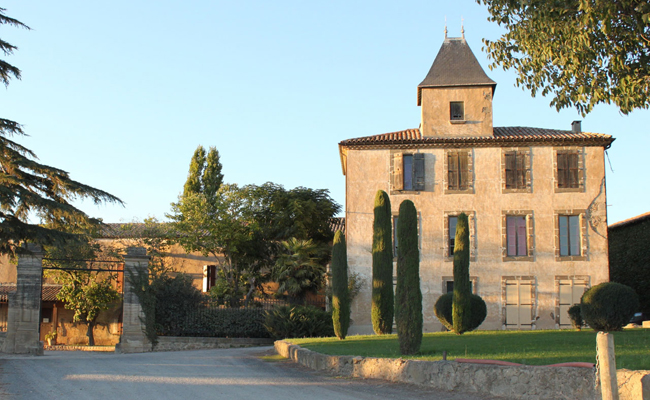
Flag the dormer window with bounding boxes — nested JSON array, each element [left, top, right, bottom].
[[450, 102, 464, 121]]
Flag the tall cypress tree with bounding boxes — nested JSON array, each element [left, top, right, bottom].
[[395, 200, 422, 355], [183, 146, 206, 197], [202, 147, 224, 200], [452, 213, 471, 335], [331, 230, 350, 340], [371, 190, 394, 334]]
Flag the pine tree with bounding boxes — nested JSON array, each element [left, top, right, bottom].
[[395, 200, 422, 355], [452, 213, 472, 334], [371, 190, 394, 334], [331, 230, 350, 340], [0, 8, 122, 256]]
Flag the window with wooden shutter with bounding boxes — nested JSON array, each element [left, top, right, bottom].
[[503, 277, 536, 330], [459, 152, 469, 190], [556, 276, 589, 326], [413, 153, 425, 191], [448, 152, 459, 190], [447, 151, 471, 192], [556, 149, 583, 191], [503, 149, 531, 192], [506, 216, 527, 256], [392, 152, 403, 191]]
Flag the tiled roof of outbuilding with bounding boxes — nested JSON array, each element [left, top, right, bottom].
[[608, 211, 650, 230], [339, 127, 614, 148], [417, 37, 496, 105], [0, 284, 62, 302]]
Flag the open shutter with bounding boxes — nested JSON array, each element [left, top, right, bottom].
[[557, 152, 567, 188], [413, 153, 425, 191], [392, 153, 403, 191], [448, 152, 458, 190], [459, 152, 469, 190], [505, 152, 515, 188]]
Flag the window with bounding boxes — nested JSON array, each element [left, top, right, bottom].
[[203, 265, 217, 292], [503, 276, 536, 330], [502, 211, 534, 261], [555, 148, 584, 192], [446, 150, 472, 192], [555, 211, 587, 261], [556, 276, 590, 327], [391, 152, 425, 192], [559, 215, 580, 256], [444, 211, 476, 260], [443, 278, 476, 294], [503, 149, 531, 192], [450, 102, 464, 121]]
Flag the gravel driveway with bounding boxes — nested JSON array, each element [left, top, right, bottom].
[[0, 347, 498, 400]]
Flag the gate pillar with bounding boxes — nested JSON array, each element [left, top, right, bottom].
[[115, 247, 150, 353], [2, 244, 44, 355]]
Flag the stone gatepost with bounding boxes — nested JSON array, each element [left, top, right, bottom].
[[2, 244, 44, 355], [115, 247, 150, 354]]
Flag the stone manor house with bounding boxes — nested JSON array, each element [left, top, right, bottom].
[[338, 34, 614, 334]]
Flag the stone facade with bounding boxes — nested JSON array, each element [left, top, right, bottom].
[[339, 36, 614, 334]]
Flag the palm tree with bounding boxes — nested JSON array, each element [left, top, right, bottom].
[[272, 238, 326, 301]]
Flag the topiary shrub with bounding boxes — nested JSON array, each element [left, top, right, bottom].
[[395, 200, 422, 355], [331, 230, 350, 340], [371, 190, 394, 335], [567, 304, 583, 330], [434, 293, 486, 332], [264, 305, 334, 339], [580, 282, 639, 332]]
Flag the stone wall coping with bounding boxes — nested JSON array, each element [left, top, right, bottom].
[[275, 340, 649, 400]]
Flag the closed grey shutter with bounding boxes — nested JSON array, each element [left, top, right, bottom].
[[505, 152, 515, 188], [392, 153, 403, 191], [568, 153, 579, 188], [413, 153, 425, 191], [557, 152, 568, 188]]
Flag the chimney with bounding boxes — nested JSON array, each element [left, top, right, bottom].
[[572, 120, 581, 133]]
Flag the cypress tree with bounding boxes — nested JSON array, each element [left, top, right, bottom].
[[452, 213, 472, 334], [371, 190, 394, 334], [183, 146, 206, 197], [395, 200, 422, 355], [331, 230, 350, 339], [202, 147, 224, 200]]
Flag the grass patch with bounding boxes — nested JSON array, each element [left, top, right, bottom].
[[288, 329, 650, 370]]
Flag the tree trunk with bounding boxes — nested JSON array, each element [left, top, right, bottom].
[[86, 319, 95, 346]]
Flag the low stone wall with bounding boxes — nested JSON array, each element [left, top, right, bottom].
[[275, 341, 650, 400], [153, 337, 274, 352]]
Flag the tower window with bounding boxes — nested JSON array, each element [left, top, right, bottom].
[[450, 102, 464, 121]]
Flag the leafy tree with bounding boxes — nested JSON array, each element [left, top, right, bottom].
[[479, 0, 650, 115], [0, 8, 122, 256], [183, 145, 223, 199], [371, 190, 394, 335], [331, 230, 350, 340], [452, 213, 472, 335], [44, 232, 120, 346], [272, 238, 327, 300], [395, 200, 422, 355]]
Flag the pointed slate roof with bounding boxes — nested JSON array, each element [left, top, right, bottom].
[[417, 37, 496, 105]]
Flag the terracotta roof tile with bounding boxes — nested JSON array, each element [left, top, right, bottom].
[[339, 127, 614, 148], [0, 284, 62, 302]]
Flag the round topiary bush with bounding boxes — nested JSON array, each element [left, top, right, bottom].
[[434, 293, 487, 333], [567, 304, 583, 330], [580, 282, 639, 332]]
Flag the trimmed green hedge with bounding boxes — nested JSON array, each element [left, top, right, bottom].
[[581, 282, 639, 332], [567, 304, 583, 330], [163, 307, 270, 338], [434, 293, 487, 333], [264, 305, 334, 339]]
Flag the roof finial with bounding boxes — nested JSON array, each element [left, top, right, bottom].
[[461, 17, 465, 39], [444, 16, 448, 39]]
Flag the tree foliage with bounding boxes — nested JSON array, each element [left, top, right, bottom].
[[0, 8, 122, 256], [452, 213, 473, 335], [272, 238, 327, 300], [44, 231, 120, 346], [395, 200, 422, 355], [371, 190, 394, 335], [331, 230, 350, 340], [479, 0, 650, 115], [580, 282, 639, 332]]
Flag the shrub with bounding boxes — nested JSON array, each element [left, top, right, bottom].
[[331, 230, 350, 339], [372, 190, 394, 334], [567, 304, 583, 330], [264, 305, 334, 339], [434, 293, 486, 332], [178, 307, 269, 338], [580, 282, 639, 332], [152, 273, 206, 336], [395, 200, 422, 355]]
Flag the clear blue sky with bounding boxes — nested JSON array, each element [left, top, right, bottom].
[[2, 1, 647, 225]]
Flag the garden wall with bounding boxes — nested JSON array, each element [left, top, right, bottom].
[[275, 341, 649, 400], [153, 336, 274, 352]]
